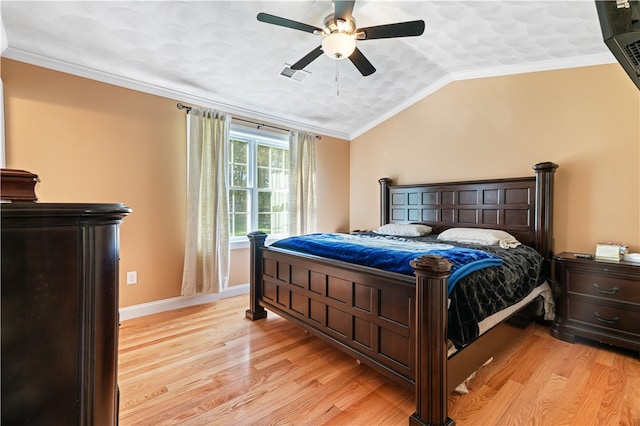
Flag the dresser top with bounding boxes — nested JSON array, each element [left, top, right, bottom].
[[554, 251, 640, 273], [1, 202, 131, 219]]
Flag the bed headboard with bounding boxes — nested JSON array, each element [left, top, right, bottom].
[[379, 162, 558, 259]]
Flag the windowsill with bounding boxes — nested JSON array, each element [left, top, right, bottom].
[[230, 235, 286, 250]]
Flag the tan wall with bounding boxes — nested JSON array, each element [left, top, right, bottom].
[[2, 59, 350, 308], [5, 57, 638, 307], [351, 64, 640, 254]]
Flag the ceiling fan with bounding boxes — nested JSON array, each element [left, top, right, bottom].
[[257, 0, 425, 77]]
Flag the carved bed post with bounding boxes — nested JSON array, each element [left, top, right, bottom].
[[533, 162, 559, 263], [409, 255, 455, 426], [246, 231, 268, 321], [379, 177, 391, 226]]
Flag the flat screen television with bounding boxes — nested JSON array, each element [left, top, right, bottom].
[[595, 0, 640, 90]]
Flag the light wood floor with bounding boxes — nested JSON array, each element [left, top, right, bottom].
[[118, 295, 640, 425]]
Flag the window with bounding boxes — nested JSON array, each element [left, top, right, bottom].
[[228, 125, 289, 246]]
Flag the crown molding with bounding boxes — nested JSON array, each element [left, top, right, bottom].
[[3, 48, 617, 142], [2, 48, 351, 141]]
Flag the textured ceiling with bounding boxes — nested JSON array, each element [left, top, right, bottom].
[[1, 1, 614, 139]]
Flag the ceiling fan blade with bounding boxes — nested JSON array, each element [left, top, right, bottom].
[[334, 0, 356, 22], [349, 47, 376, 76], [257, 13, 322, 34], [358, 20, 425, 40], [291, 46, 324, 70]]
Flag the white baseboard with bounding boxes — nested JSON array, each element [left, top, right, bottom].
[[119, 283, 250, 321]]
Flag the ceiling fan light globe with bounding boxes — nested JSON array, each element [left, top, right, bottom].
[[322, 32, 356, 60]]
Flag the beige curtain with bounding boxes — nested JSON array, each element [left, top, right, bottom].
[[288, 130, 317, 235], [181, 108, 231, 295]]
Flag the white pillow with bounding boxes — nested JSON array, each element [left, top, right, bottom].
[[374, 223, 432, 237], [437, 228, 521, 248]]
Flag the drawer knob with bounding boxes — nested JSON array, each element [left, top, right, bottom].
[[593, 312, 619, 324], [592, 283, 620, 295]]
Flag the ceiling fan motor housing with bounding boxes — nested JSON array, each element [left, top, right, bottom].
[[322, 14, 356, 35]]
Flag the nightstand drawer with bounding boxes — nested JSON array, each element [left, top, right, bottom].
[[567, 298, 640, 335], [567, 270, 640, 304]]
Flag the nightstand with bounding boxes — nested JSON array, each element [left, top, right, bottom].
[[551, 252, 640, 355]]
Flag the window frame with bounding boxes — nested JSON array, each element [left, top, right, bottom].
[[228, 124, 289, 250]]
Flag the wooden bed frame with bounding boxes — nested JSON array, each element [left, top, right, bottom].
[[246, 162, 558, 426]]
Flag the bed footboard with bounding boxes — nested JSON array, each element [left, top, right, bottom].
[[247, 233, 456, 426], [247, 232, 417, 383]]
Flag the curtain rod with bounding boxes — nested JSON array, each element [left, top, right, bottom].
[[176, 103, 321, 139]]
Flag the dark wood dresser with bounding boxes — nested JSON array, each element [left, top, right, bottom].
[[551, 252, 640, 355], [1, 203, 130, 425]]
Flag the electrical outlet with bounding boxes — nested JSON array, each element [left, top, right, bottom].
[[126, 271, 137, 285]]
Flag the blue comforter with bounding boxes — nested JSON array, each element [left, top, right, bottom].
[[270, 233, 503, 294]]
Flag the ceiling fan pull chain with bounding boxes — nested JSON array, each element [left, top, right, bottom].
[[336, 60, 340, 96]]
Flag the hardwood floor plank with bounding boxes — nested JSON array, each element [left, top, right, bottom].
[[508, 337, 574, 424], [262, 366, 387, 425], [470, 380, 525, 425], [527, 373, 568, 425], [544, 365, 591, 425], [118, 295, 640, 425], [573, 364, 610, 426], [621, 355, 640, 425]]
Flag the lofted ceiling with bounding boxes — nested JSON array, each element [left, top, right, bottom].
[[1, 1, 614, 140]]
